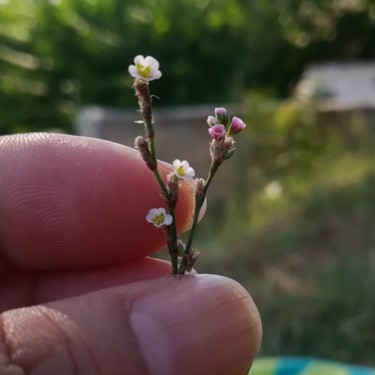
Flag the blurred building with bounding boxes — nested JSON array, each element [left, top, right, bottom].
[[75, 105, 241, 198], [295, 62, 375, 126]]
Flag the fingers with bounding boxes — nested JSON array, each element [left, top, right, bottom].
[[0, 258, 172, 312], [0, 275, 262, 375], [0, 133, 195, 270]]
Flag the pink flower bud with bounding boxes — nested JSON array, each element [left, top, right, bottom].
[[215, 107, 229, 127], [229, 116, 246, 135], [207, 115, 217, 127], [208, 124, 226, 140]]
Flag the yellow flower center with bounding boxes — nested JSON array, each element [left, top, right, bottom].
[[136, 64, 151, 78], [152, 213, 165, 226], [177, 166, 185, 176]]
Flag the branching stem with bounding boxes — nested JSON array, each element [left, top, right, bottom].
[[178, 162, 219, 274], [135, 80, 179, 274]]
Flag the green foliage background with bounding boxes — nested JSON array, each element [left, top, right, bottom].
[[0, 0, 374, 133], [195, 97, 375, 365], [1, 0, 375, 367]]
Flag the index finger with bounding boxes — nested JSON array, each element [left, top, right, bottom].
[[0, 133, 195, 271]]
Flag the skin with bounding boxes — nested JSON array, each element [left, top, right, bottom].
[[0, 133, 261, 375]]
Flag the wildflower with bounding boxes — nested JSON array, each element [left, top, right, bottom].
[[208, 124, 226, 140], [207, 115, 217, 127], [173, 159, 195, 180], [228, 116, 246, 135], [146, 208, 173, 227], [215, 107, 230, 127], [128, 55, 162, 81]]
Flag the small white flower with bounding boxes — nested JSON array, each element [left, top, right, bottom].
[[146, 208, 173, 227], [172, 159, 195, 180], [128, 55, 162, 81]]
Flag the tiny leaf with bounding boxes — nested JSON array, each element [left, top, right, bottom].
[[224, 148, 236, 160]]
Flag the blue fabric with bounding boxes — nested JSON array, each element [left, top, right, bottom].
[[274, 358, 310, 375], [251, 357, 375, 375]]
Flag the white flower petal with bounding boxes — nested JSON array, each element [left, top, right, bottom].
[[129, 55, 162, 81], [172, 159, 195, 180], [128, 65, 140, 79], [173, 159, 181, 168], [181, 160, 189, 169], [186, 167, 195, 177], [146, 207, 172, 227], [134, 55, 145, 65], [164, 214, 173, 225], [128, 65, 137, 73], [144, 56, 160, 69], [149, 70, 162, 80], [146, 208, 158, 222], [183, 174, 194, 181]]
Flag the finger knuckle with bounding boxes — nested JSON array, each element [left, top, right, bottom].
[[0, 306, 96, 375]]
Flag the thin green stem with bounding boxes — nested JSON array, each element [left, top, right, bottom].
[[140, 95, 178, 272], [150, 151, 179, 274], [178, 162, 219, 274], [134, 80, 180, 274], [152, 168, 169, 200], [148, 133, 157, 162], [171, 247, 178, 274], [168, 208, 178, 274]]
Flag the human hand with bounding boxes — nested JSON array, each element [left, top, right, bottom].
[[0, 133, 261, 375]]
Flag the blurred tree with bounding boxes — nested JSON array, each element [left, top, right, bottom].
[[0, 0, 374, 133]]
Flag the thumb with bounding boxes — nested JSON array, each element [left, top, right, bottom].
[[0, 274, 261, 375]]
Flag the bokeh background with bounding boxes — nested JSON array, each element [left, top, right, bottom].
[[1, 0, 375, 367]]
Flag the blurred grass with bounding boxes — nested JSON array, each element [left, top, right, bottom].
[[191, 96, 375, 366]]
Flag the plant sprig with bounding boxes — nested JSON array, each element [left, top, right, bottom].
[[129, 55, 246, 275]]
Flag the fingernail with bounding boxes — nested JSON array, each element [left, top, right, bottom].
[[158, 161, 207, 230], [183, 178, 207, 230], [130, 274, 260, 375]]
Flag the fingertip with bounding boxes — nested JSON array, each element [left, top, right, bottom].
[[0, 274, 261, 375], [0, 134, 197, 270], [130, 274, 262, 375]]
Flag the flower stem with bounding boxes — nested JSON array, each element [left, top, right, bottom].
[[133, 79, 179, 274], [178, 162, 219, 274], [150, 157, 179, 274]]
